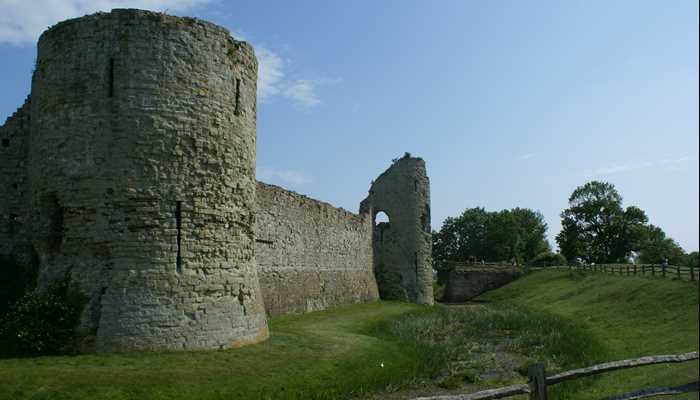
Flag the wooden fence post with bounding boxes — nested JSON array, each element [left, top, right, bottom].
[[652, 265, 655, 277], [691, 267, 695, 281], [528, 363, 547, 400], [676, 266, 680, 279], [662, 265, 666, 278], [626, 265, 630, 275], [634, 264, 637, 276]]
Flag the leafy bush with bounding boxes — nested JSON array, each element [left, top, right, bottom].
[[0, 274, 88, 356], [528, 251, 567, 267], [0, 255, 37, 318], [433, 280, 445, 302]]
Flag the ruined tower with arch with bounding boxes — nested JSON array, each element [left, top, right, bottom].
[[0, 9, 432, 352]]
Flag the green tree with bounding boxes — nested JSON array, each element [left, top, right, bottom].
[[528, 251, 567, 267], [511, 208, 550, 261], [432, 207, 549, 269], [637, 225, 687, 265], [556, 181, 648, 264]]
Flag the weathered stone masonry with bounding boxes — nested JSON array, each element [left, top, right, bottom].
[[255, 182, 378, 317], [0, 9, 432, 352], [0, 98, 32, 273], [361, 156, 434, 305], [443, 264, 521, 303]]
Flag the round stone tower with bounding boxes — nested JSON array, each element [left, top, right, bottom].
[[27, 9, 268, 351]]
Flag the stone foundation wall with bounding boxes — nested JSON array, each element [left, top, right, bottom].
[[444, 265, 521, 302], [255, 182, 379, 317]]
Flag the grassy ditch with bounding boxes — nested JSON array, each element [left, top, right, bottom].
[[373, 303, 608, 396], [479, 269, 699, 399]]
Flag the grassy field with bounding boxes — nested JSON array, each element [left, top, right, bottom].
[[479, 269, 699, 399], [0, 270, 697, 399], [0, 302, 436, 400]]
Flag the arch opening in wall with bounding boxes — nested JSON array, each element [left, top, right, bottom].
[[374, 211, 390, 226], [373, 211, 390, 242]]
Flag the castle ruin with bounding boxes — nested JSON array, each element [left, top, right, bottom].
[[0, 9, 432, 352]]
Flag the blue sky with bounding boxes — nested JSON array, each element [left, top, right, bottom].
[[1, 0, 698, 251]]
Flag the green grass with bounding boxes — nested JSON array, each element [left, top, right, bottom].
[[0, 302, 438, 400], [479, 269, 699, 399], [0, 271, 696, 400], [378, 304, 609, 391]]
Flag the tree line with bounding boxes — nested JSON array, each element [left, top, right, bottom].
[[556, 181, 697, 267], [432, 181, 698, 269], [432, 207, 555, 268]]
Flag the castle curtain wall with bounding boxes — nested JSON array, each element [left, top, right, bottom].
[[0, 9, 432, 353], [255, 182, 379, 317]]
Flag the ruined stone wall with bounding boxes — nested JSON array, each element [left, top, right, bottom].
[[0, 9, 437, 353], [255, 182, 379, 317], [361, 156, 433, 305], [20, 9, 267, 351], [0, 98, 35, 270], [443, 265, 521, 303]]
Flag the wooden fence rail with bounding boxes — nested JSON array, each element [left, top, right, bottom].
[[413, 351, 699, 400], [546, 263, 700, 282]]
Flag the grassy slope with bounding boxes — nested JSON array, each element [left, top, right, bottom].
[[479, 269, 699, 399], [0, 302, 431, 400], [0, 271, 696, 400]]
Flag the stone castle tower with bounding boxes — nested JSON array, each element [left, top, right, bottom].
[[2, 9, 268, 351], [361, 156, 434, 305], [0, 9, 432, 352]]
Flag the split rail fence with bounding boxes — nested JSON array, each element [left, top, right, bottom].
[[413, 351, 698, 400], [530, 263, 699, 282]]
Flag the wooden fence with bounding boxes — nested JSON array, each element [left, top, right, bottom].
[[413, 351, 698, 400], [565, 263, 699, 282]]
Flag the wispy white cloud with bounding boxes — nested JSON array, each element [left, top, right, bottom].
[[0, 0, 212, 45], [587, 161, 654, 177], [659, 156, 693, 172], [283, 80, 320, 107], [586, 156, 695, 177], [0, 0, 338, 108], [517, 153, 536, 161], [255, 45, 285, 102], [257, 166, 312, 186], [255, 46, 339, 108], [661, 156, 691, 165]]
